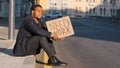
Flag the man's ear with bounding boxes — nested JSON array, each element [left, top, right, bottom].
[[32, 10, 34, 14]]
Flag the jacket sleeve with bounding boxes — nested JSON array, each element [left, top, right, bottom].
[[24, 18, 52, 38]]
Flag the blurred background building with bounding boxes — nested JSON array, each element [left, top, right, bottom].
[[46, 0, 69, 15], [0, 0, 9, 17], [0, 0, 34, 18], [0, 0, 120, 19], [70, 0, 118, 18]]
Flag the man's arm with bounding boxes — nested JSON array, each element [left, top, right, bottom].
[[24, 18, 52, 38]]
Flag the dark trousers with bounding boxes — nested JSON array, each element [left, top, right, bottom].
[[27, 36, 56, 58]]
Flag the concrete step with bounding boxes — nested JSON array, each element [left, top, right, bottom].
[[0, 42, 34, 68]]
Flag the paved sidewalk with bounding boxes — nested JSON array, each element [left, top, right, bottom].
[[0, 42, 34, 68], [0, 26, 35, 68]]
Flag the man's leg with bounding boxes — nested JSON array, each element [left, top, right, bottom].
[[27, 36, 41, 55], [27, 36, 56, 56], [39, 37, 67, 66], [39, 37, 56, 58], [28, 36, 67, 66]]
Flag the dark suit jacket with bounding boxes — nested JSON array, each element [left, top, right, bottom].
[[13, 15, 51, 56]]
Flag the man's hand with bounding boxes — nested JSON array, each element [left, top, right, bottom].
[[51, 33, 66, 41], [51, 33, 59, 41]]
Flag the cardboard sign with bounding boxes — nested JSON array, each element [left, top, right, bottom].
[[46, 16, 74, 38]]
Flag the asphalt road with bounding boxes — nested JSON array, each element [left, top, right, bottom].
[[52, 18, 120, 68], [72, 18, 120, 42]]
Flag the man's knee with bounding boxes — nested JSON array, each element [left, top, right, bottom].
[[31, 36, 41, 39], [32, 36, 48, 42], [40, 36, 48, 41]]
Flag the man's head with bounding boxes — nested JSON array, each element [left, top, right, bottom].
[[31, 5, 43, 19]]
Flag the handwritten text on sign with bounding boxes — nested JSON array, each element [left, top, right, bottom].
[[46, 16, 74, 38]]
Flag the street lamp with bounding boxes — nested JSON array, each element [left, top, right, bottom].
[[8, 0, 15, 40]]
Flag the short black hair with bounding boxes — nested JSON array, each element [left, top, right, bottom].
[[30, 5, 42, 11]]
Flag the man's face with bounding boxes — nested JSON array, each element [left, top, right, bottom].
[[32, 6, 43, 19]]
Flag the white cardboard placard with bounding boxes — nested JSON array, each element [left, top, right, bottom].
[[46, 16, 74, 38]]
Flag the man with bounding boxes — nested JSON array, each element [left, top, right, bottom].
[[13, 5, 67, 66]]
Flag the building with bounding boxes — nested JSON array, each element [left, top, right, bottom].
[[117, 0, 120, 8], [0, 0, 34, 18], [16, 0, 22, 17], [71, 0, 118, 17], [37, 0, 47, 14], [0, 0, 23, 17], [0, 0, 23, 18], [46, 0, 69, 15], [21, 0, 33, 16], [0, 0, 119, 18], [116, 0, 120, 18], [0, 0, 9, 18], [45, 0, 118, 18]]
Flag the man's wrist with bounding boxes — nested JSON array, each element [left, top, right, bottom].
[[51, 33, 54, 37]]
